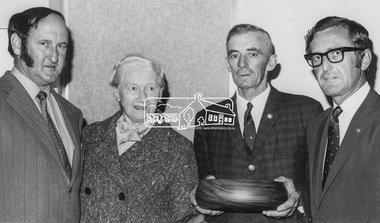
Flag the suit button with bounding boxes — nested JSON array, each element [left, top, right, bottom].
[[85, 187, 91, 195], [248, 164, 255, 171], [69, 188, 72, 193], [119, 192, 125, 201]]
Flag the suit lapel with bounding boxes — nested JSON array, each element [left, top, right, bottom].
[[321, 90, 377, 198], [91, 112, 126, 189], [251, 86, 279, 159], [229, 94, 250, 161], [313, 111, 331, 207], [2, 72, 63, 170], [53, 90, 82, 185], [229, 87, 281, 161]]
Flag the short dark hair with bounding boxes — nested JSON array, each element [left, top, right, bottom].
[[305, 16, 373, 54], [7, 7, 65, 57], [305, 16, 373, 77], [226, 23, 275, 54]]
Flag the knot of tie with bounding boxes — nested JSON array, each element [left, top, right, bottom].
[[333, 106, 343, 119], [36, 91, 49, 124], [37, 91, 47, 101], [246, 102, 253, 113]]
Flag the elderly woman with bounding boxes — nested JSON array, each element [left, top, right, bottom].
[[80, 53, 203, 222]]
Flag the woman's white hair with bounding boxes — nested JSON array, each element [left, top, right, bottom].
[[109, 52, 165, 89]]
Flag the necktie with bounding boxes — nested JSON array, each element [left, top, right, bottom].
[[244, 102, 256, 151], [37, 91, 72, 179], [322, 106, 343, 190]]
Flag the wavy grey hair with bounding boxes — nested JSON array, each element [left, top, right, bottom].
[[109, 52, 165, 89]]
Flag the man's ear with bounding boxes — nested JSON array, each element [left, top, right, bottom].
[[10, 33, 22, 56], [266, 54, 278, 72], [361, 49, 372, 71]]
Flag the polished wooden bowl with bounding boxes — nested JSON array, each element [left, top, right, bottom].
[[195, 179, 288, 213]]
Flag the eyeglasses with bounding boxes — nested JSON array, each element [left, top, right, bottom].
[[304, 47, 365, 68]]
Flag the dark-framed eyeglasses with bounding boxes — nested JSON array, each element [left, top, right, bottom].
[[304, 47, 365, 68]]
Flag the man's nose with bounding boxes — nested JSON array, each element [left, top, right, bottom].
[[238, 55, 248, 68], [48, 46, 59, 63], [321, 55, 332, 71]]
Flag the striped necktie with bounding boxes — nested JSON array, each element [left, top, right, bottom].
[[37, 91, 72, 179]]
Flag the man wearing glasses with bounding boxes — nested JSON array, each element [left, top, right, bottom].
[[304, 16, 380, 221]]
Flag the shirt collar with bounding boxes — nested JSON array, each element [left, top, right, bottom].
[[236, 84, 271, 132], [333, 82, 370, 119], [236, 84, 271, 111], [11, 67, 51, 99]]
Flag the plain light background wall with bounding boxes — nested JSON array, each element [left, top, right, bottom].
[[230, 0, 380, 109], [67, 0, 230, 140]]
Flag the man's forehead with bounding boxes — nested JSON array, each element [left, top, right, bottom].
[[30, 14, 68, 40], [227, 31, 271, 53], [310, 26, 352, 52]]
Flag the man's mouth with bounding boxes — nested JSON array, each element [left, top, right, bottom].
[[45, 65, 56, 70], [133, 105, 145, 110], [239, 72, 251, 77], [322, 75, 338, 81]]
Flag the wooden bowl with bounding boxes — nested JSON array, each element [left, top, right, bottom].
[[195, 179, 288, 213]]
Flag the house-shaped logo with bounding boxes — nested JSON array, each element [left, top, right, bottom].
[[144, 93, 235, 130]]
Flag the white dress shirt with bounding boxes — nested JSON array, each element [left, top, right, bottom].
[[334, 83, 370, 144], [323, 82, 370, 171]]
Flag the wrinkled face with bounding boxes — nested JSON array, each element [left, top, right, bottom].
[[116, 67, 162, 124], [226, 31, 275, 92], [17, 14, 68, 88], [309, 26, 366, 104]]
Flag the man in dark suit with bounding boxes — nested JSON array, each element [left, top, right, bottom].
[[191, 24, 323, 222], [304, 16, 380, 222], [0, 7, 83, 222]]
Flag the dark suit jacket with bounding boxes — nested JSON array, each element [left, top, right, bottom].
[[194, 86, 323, 223], [0, 71, 83, 223], [80, 110, 198, 223], [307, 88, 380, 222]]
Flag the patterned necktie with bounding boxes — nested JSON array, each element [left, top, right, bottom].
[[37, 91, 72, 179], [322, 106, 343, 190], [244, 102, 256, 151]]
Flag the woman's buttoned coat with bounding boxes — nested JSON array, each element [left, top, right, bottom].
[[80, 110, 198, 223]]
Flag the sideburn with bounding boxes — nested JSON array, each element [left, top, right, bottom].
[[355, 51, 364, 69], [20, 41, 34, 67]]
